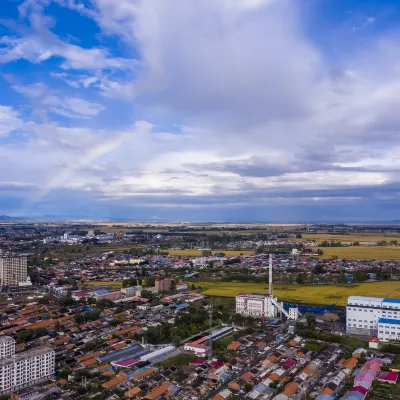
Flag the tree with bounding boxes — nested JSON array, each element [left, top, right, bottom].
[[172, 336, 182, 346], [17, 330, 26, 344], [191, 283, 196, 290], [296, 273, 306, 284], [306, 314, 316, 329], [313, 264, 324, 275], [244, 383, 253, 393], [296, 234, 302, 239]]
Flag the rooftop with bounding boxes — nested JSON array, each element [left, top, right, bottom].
[[378, 318, 400, 325], [0, 347, 54, 367]]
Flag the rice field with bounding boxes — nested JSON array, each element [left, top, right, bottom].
[[196, 281, 400, 306], [303, 233, 400, 243], [86, 280, 122, 289], [318, 246, 400, 260]]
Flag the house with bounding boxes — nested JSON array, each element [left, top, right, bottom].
[[377, 371, 398, 384]]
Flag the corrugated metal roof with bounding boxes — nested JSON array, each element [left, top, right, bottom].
[[383, 298, 400, 304], [378, 318, 400, 325]]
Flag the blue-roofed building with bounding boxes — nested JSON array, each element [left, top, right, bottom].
[[378, 318, 400, 342], [175, 303, 189, 311], [347, 296, 400, 337]]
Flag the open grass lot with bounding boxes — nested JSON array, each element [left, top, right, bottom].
[[157, 353, 198, 367], [87, 280, 122, 289], [166, 249, 255, 256], [196, 281, 400, 306], [303, 233, 400, 243], [318, 246, 400, 260]]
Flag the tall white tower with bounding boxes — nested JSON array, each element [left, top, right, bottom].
[[269, 253, 273, 295]]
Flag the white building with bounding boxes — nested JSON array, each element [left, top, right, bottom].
[[121, 285, 142, 297], [176, 282, 189, 291], [0, 337, 55, 395], [236, 293, 278, 318], [183, 343, 208, 356], [0, 337, 14, 359], [236, 293, 297, 320], [0, 253, 28, 287], [289, 307, 299, 320], [346, 296, 400, 337], [377, 318, 400, 342]]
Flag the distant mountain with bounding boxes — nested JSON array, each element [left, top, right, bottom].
[[0, 215, 28, 222]]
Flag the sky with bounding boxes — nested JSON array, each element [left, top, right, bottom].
[[1, 0, 400, 222]]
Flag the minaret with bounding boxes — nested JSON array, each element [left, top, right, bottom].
[[269, 253, 273, 296]]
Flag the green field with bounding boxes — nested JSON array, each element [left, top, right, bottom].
[[197, 281, 400, 306], [318, 246, 400, 260]]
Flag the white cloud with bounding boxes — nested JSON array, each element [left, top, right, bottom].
[[12, 82, 104, 119], [0, 0, 134, 71], [0, 106, 24, 138], [2, 0, 400, 219]]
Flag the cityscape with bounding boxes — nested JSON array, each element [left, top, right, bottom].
[[0, 223, 399, 399], [2, 0, 400, 399]]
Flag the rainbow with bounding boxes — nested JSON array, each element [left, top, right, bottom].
[[21, 132, 128, 213]]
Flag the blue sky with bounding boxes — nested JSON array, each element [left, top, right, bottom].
[[1, 0, 400, 222]]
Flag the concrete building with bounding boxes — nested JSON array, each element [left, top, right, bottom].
[[0, 252, 28, 287], [377, 318, 400, 342], [236, 293, 279, 318], [0, 336, 15, 359], [0, 337, 55, 395], [155, 279, 171, 293], [346, 296, 400, 337], [121, 285, 142, 297], [175, 282, 189, 291]]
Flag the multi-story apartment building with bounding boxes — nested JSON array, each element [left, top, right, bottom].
[[0, 252, 28, 287], [0, 337, 14, 360], [346, 296, 400, 340], [155, 278, 171, 293], [0, 337, 55, 395]]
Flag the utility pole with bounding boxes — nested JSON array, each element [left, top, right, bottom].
[[208, 305, 213, 361]]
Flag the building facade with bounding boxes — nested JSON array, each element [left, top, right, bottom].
[[0, 337, 55, 395], [346, 296, 400, 337], [0, 337, 14, 360], [0, 253, 28, 287], [155, 279, 171, 293], [235, 293, 277, 318]]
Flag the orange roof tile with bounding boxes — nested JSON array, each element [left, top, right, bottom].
[[227, 341, 241, 351], [98, 364, 112, 372], [78, 351, 102, 362], [134, 367, 154, 381], [282, 382, 298, 396], [268, 373, 280, 382], [143, 381, 171, 400], [241, 372, 253, 382], [81, 358, 97, 367], [102, 373, 128, 389], [124, 387, 141, 398]]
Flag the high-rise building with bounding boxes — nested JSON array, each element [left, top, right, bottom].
[[0, 337, 14, 359], [0, 252, 28, 287], [0, 337, 55, 395]]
